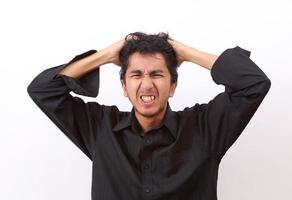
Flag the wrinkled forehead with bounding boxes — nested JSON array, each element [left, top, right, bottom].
[[127, 52, 168, 72]]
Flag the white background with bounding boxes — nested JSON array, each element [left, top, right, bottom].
[[0, 0, 291, 199]]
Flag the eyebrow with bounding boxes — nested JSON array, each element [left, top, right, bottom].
[[129, 70, 142, 74], [129, 69, 164, 75]]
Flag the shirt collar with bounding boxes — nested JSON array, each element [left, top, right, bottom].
[[112, 103, 178, 139]]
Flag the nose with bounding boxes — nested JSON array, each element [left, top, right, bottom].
[[140, 75, 154, 90]]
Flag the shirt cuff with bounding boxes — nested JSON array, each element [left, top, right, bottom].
[[210, 46, 255, 92], [54, 50, 100, 97]]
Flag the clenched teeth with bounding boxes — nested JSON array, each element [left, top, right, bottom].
[[141, 95, 155, 103]]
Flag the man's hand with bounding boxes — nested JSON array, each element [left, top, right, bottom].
[[167, 38, 190, 67], [101, 39, 125, 66]]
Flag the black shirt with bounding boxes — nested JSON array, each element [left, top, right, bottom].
[[27, 46, 271, 200]]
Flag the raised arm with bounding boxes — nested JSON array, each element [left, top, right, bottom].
[[27, 39, 125, 160], [168, 39, 271, 159], [58, 39, 125, 79]]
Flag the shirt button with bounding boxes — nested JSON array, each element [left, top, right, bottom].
[[145, 187, 151, 193], [145, 138, 151, 144], [144, 164, 149, 170]]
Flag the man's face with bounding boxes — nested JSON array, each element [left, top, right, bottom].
[[121, 52, 177, 120]]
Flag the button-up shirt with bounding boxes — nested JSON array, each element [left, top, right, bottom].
[[27, 46, 271, 200]]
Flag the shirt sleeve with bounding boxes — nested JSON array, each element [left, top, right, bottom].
[[27, 50, 102, 160], [192, 46, 271, 159]]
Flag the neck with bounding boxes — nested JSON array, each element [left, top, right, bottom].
[[135, 106, 167, 133]]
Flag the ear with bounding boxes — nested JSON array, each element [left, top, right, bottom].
[[120, 80, 128, 97], [169, 82, 177, 97]]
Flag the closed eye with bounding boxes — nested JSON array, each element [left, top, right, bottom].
[[151, 73, 164, 78], [129, 69, 165, 78], [131, 74, 141, 78]]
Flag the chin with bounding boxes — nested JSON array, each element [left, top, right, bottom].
[[135, 106, 164, 118]]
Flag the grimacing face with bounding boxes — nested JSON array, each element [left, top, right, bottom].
[[121, 52, 177, 121]]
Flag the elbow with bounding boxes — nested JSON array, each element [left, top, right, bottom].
[[262, 77, 271, 95], [243, 78, 271, 101], [27, 80, 40, 100], [27, 81, 36, 98], [27, 82, 34, 97], [27, 85, 37, 104], [253, 77, 271, 101]]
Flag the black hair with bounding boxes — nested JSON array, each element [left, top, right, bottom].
[[119, 32, 178, 83]]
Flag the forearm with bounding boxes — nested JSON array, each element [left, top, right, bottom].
[[168, 39, 218, 70], [183, 46, 218, 70], [58, 49, 110, 79]]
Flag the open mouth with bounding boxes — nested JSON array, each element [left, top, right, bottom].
[[140, 95, 155, 103]]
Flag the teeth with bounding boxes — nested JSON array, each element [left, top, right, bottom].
[[141, 95, 155, 103]]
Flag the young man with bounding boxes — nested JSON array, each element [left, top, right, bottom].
[[27, 32, 271, 200]]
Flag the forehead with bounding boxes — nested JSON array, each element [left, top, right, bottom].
[[127, 52, 168, 72]]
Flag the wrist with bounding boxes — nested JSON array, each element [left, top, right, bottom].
[[98, 48, 113, 65], [182, 46, 200, 63]]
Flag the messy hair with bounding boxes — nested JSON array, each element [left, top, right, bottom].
[[119, 32, 178, 83]]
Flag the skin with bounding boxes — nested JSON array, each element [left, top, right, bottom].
[[58, 36, 218, 133]]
